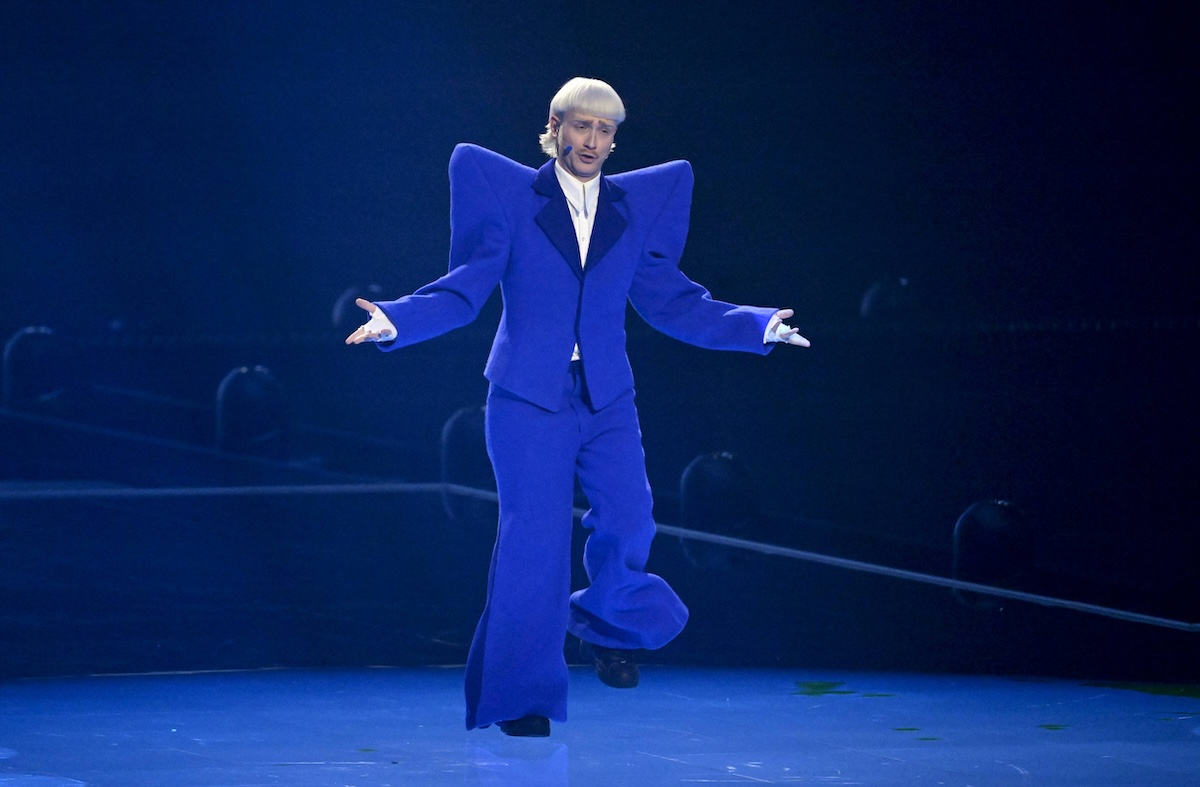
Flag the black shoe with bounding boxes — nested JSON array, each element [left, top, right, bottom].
[[498, 715, 550, 737], [588, 644, 640, 689]]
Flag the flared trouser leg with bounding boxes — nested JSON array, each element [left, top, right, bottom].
[[464, 367, 687, 730], [465, 381, 578, 730], [568, 389, 689, 650]]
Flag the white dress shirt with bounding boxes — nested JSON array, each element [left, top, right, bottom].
[[554, 161, 599, 361]]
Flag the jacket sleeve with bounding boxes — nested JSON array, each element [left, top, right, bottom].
[[373, 144, 511, 350], [626, 162, 776, 355]]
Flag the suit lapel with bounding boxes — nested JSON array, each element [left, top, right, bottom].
[[585, 177, 627, 273], [533, 160, 583, 280], [532, 160, 628, 279]]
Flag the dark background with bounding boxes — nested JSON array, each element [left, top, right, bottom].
[[1, 1, 1196, 682]]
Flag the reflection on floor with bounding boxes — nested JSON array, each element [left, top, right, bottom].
[[2, 666, 1197, 786]]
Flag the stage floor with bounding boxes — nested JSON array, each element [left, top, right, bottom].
[[1, 666, 1196, 786]]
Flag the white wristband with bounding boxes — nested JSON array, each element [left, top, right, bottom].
[[363, 308, 397, 342], [765, 315, 794, 343]]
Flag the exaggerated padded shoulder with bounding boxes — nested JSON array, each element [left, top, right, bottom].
[[608, 159, 694, 193], [450, 143, 536, 183], [450, 144, 693, 199]]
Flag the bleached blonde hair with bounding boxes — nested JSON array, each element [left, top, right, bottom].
[[538, 77, 626, 158]]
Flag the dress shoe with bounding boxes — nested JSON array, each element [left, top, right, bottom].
[[588, 644, 640, 689], [498, 715, 550, 737]]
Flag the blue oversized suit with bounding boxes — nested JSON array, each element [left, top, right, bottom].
[[374, 144, 777, 729]]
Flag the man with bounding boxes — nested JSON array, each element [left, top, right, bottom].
[[346, 77, 809, 737]]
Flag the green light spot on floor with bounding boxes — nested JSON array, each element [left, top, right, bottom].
[[1039, 724, 1068, 731], [917, 736, 940, 741], [358, 748, 376, 752], [1085, 681, 1200, 699], [862, 693, 895, 698], [793, 681, 856, 696], [893, 727, 920, 732]]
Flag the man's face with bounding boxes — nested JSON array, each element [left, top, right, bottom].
[[553, 110, 617, 182]]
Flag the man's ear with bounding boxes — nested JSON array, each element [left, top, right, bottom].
[[549, 115, 559, 136]]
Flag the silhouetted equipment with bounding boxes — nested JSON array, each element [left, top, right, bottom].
[[678, 451, 758, 569], [859, 276, 918, 319], [215, 365, 290, 459], [952, 499, 1036, 609], [2, 326, 67, 412], [440, 404, 494, 523]]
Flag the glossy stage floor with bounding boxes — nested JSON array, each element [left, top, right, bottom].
[[2, 438, 1197, 786], [2, 665, 1198, 786]]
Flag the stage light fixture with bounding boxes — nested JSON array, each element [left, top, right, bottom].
[[215, 365, 290, 459], [2, 326, 67, 412], [952, 499, 1035, 609]]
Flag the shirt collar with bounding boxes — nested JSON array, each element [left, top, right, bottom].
[[554, 160, 600, 219]]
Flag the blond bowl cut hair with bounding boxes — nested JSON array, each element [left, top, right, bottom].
[[538, 77, 626, 158]]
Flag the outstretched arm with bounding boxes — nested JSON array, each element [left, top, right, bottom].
[[343, 146, 515, 352], [624, 161, 810, 353]]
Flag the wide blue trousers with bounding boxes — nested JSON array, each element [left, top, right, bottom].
[[464, 363, 689, 729]]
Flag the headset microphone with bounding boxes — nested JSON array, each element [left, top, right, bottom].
[[561, 145, 573, 156]]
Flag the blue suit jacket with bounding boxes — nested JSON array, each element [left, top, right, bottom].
[[376, 144, 776, 411]]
